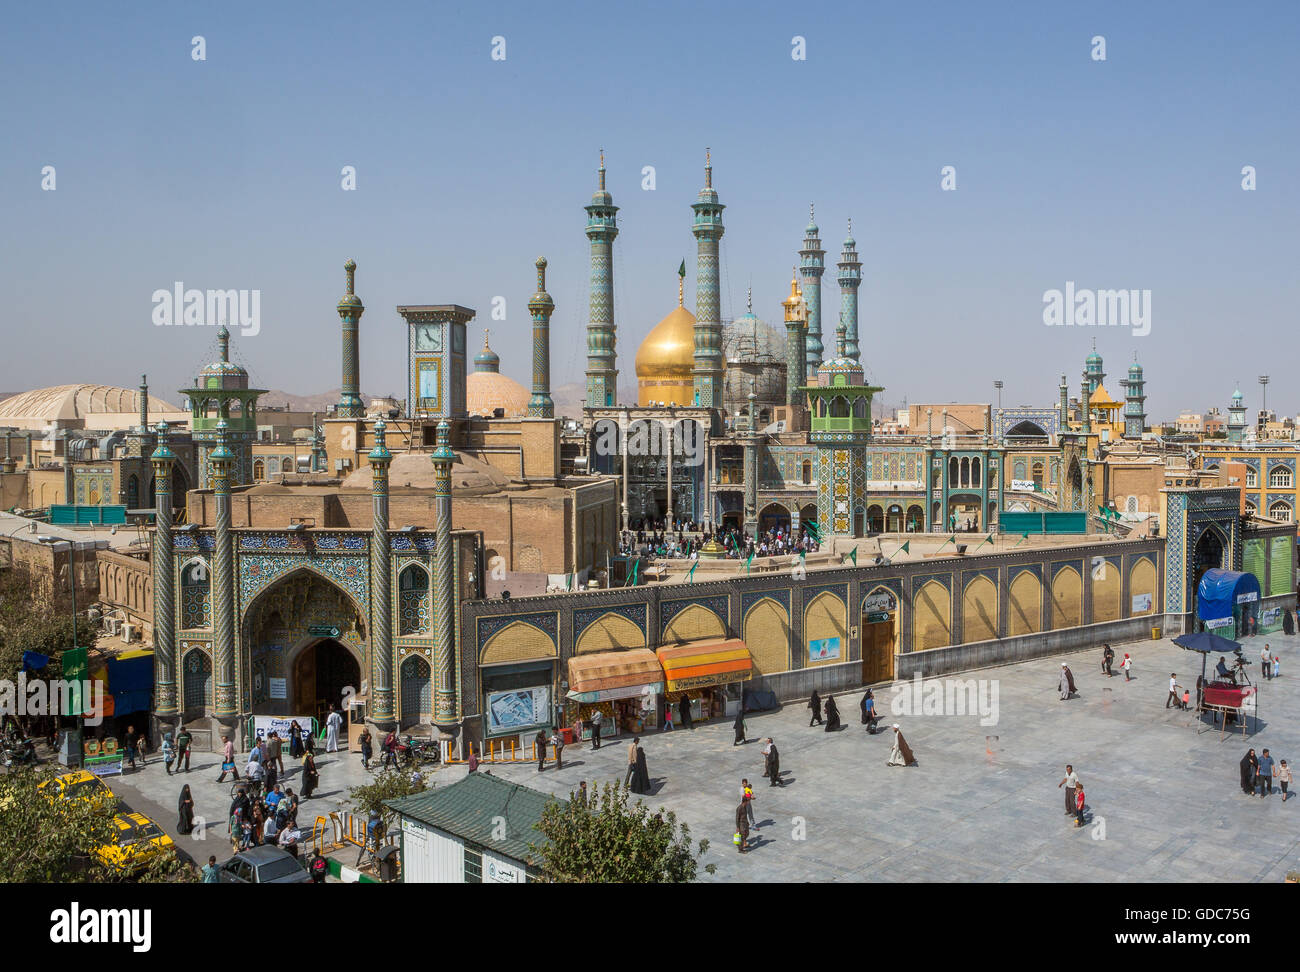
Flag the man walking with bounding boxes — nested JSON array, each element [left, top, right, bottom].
[[1058, 764, 1079, 816], [266, 731, 283, 775], [550, 727, 565, 770], [589, 709, 602, 750], [216, 734, 240, 783], [325, 705, 343, 753], [202, 855, 220, 883], [734, 801, 750, 854], [1166, 673, 1179, 709], [175, 726, 192, 773], [124, 724, 136, 769], [1257, 748, 1274, 797]]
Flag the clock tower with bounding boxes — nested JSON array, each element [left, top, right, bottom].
[[399, 303, 475, 431]]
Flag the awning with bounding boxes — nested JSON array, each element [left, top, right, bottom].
[[1196, 569, 1261, 622], [656, 639, 753, 693], [566, 649, 664, 704]]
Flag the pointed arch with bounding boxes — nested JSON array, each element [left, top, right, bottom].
[[804, 591, 846, 666], [743, 597, 790, 675], [913, 580, 951, 650], [482, 620, 557, 666], [962, 574, 998, 643]]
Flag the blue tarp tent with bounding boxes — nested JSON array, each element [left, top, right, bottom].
[[106, 651, 154, 715], [1196, 569, 1261, 637]]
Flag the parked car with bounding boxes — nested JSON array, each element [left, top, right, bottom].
[[94, 812, 175, 873], [38, 770, 116, 809], [218, 845, 311, 883]]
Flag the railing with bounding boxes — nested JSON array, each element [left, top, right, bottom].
[[442, 739, 552, 765]]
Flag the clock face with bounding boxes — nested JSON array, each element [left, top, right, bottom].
[[415, 323, 443, 352]]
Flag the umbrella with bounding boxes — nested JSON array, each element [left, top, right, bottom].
[[1173, 631, 1243, 694]]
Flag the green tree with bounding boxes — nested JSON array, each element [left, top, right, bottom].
[[348, 767, 427, 829], [532, 781, 713, 883], [0, 567, 77, 679], [0, 764, 123, 882]]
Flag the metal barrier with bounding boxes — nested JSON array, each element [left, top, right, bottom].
[[443, 739, 552, 765]]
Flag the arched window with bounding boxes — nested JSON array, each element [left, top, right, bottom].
[[282, 457, 293, 473], [852, 398, 867, 419], [252, 459, 265, 481], [1268, 501, 1292, 523], [398, 564, 431, 635], [1268, 466, 1292, 488], [1126, 495, 1138, 513], [949, 457, 959, 485], [126, 474, 139, 509], [971, 457, 981, 488], [831, 397, 849, 418], [801, 460, 812, 485], [1245, 468, 1258, 487], [180, 560, 211, 629]]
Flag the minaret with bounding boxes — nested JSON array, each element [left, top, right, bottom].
[[336, 259, 365, 418], [1119, 356, 1147, 439], [138, 375, 149, 433], [1227, 386, 1247, 443], [782, 269, 807, 408], [837, 220, 862, 362], [585, 152, 619, 408], [431, 421, 458, 735], [210, 420, 237, 727], [691, 148, 726, 408], [1080, 375, 1092, 435], [1058, 375, 1069, 431], [743, 381, 759, 538], [1085, 339, 1104, 395], [799, 205, 825, 380], [369, 420, 394, 728], [310, 412, 323, 472], [150, 422, 178, 721], [527, 257, 555, 418]]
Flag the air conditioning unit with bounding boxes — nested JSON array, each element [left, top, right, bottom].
[[104, 618, 121, 637], [121, 623, 134, 643]]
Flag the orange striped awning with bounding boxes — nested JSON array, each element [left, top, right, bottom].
[[656, 639, 753, 692], [567, 649, 664, 701]]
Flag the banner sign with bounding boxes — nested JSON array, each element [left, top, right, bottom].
[[252, 714, 313, 743], [1010, 480, 1037, 492], [808, 637, 841, 662], [486, 686, 550, 735], [1205, 616, 1234, 630], [1131, 593, 1152, 613], [862, 592, 897, 613], [1235, 592, 1258, 605]]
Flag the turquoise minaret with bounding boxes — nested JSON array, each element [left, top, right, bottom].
[[337, 259, 365, 418], [210, 420, 236, 724], [138, 375, 149, 433], [431, 421, 458, 733], [527, 257, 555, 418], [369, 420, 394, 728], [1119, 356, 1146, 439], [691, 149, 726, 408], [799, 205, 825, 380], [585, 152, 619, 408], [1228, 387, 1247, 443], [837, 220, 862, 363], [743, 381, 759, 537], [1085, 340, 1104, 395], [150, 422, 178, 719]]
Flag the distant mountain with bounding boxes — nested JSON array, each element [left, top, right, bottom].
[[259, 389, 384, 413]]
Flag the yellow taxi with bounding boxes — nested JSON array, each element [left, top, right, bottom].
[[93, 812, 175, 873], [38, 769, 117, 809]]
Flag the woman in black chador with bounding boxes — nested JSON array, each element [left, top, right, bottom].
[[1240, 749, 1257, 795], [808, 690, 823, 727], [630, 742, 651, 794], [824, 694, 840, 732], [733, 708, 747, 746], [177, 784, 195, 835]]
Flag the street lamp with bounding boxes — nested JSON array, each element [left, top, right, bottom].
[[1259, 375, 1270, 426], [993, 380, 1003, 411]]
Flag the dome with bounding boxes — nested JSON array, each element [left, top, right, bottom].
[[467, 371, 529, 418], [1128, 361, 1143, 376], [0, 384, 187, 431], [635, 304, 698, 407], [474, 331, 501, 372]]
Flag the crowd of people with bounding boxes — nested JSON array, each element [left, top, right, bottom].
[[617, 523, 821, 562]]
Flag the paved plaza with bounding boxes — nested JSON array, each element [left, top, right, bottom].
[[102, 633, 1299, 882], [486, 633, 1300, 883]]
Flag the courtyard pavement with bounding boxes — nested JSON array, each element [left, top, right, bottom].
[[98, 633, 1300, 882], [485, 633, 1300, 883]]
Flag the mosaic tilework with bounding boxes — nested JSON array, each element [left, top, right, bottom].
[[742, 587, 791, 616], [860, 579, 902, 611], [574, 602, 647, 642], [237, 554, 369, 614], [660, 594, 730, 637]]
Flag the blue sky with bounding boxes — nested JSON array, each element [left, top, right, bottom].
[[1, 0, 1296, 419]]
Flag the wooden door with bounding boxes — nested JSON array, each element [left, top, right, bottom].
[[861, 617, 895, 684]]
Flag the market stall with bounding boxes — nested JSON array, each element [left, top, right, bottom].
[[565, 649, 664, 740], [656, 639, 754, 724], [1196, 569, 1261, 639], [1173, 630, 1258, 739]]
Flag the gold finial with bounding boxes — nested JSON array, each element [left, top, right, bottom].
[[678, 272, 684, 308], [483, 328, 491, 350]]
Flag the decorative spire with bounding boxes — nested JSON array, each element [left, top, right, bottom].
[[598, 149, 606, 191], [836, 320, 847, 358], [677, 260, 685, 307], [746, 286, 752, 314], [484, 329, 491, 350], [705, 147, 712, 189], [345, 258, 357, 295], [217, 326, 230, 362], [369, 418, 392, 463]]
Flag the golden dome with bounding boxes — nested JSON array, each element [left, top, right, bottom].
[[635, 305, 696, 406]]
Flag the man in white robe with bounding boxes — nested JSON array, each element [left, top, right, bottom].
[[325, 705, 344, 753]]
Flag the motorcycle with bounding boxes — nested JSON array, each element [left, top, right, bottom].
[[396, 735, 439, 767], [3, 738, 39, 768]]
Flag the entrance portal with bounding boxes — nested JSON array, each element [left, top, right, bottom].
[[293, 638, 361, 722]]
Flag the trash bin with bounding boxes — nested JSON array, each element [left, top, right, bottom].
[[377, 844, 400, 883], [561, 727, 575, 746], [1151, 627, 1161, 640]]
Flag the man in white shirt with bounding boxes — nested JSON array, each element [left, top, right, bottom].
[[1166, 673, 1179, 708], [1058, 764, 1080, 816]]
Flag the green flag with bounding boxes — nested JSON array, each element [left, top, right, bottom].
[[849, 548, 858, 566], [745, 550, 754, 574], [804, 520, 821, 542], [566, 572, 574, 591], [974, 532, 994, 551], [900, 541, 910, 555], [688, 561, 698, 583], [1013, 532, 1029, 547], [677, 259, 686, 278], [628, 558, 640, 586]]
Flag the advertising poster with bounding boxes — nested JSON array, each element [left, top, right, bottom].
[[486, 685, 550, 734], [808, 636, 841, 662]]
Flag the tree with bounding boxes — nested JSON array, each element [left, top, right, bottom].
[[0, 567, 76, 679], [348, 767, 427, 829], [532, 781, 713, 883]]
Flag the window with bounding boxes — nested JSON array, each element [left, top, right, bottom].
[[1268, 466, 1292, 488], [464, 844, 483, 883], [253, 459, 265, 481], [1268, 502, 1292, 523], [1126, 495, 1137, 513], [801, 460, 812, 485], [1245, 469, 1258, 487]]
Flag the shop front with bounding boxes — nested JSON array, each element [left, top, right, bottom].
[[1197, 568, 1261, 639], [656, 639, 754, 725], [565, 649, 664, 741], [481, 660, 555, 747]]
